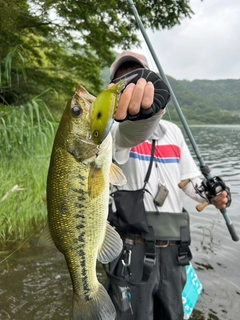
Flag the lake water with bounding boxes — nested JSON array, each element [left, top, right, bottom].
[[0, 125, 240, 320]]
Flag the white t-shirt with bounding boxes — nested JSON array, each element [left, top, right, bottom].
[[111, 119, 204, 212]]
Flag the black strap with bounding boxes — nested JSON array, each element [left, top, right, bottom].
[[103, 228, 156, 288], [141, 226, 156, 282], [143, 140, 156, 189], [113, 139, 155, 192], [178, 225, 192, 266]]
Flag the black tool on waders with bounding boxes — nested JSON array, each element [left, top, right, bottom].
[[126, 0, 239, 242]]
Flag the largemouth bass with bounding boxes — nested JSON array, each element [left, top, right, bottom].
[[40, 85, 126, 320]]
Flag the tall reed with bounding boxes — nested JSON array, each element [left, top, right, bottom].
[[0, 44, 26, 90], [0, 95, 57, 158], [0, 98, 58, 247], [0, 47, 62, 247]]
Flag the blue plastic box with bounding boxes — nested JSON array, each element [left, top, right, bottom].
[[182, 263, 203, 319]]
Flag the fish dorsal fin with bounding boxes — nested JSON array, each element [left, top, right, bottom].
[[37, 223, 57, 249], [109, 163, 127, 186], [75, 85, 96, 113], [75, 85, 96, 103], [97, 222, 123, 264]]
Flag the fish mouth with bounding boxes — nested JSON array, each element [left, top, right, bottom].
[[79, 131, 95, 145], [80, 138, 95, 145], [98, 118, 114, 144]]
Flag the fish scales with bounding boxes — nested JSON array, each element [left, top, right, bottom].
[[48, 140, 110, 299], [43, 85, 124, 320]]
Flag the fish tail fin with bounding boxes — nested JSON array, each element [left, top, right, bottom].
[[73, 284, 116, 320]]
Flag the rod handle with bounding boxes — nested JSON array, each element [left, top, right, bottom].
[[226, 222, 240, 242], [196, 201, 209, 212], [178, 179, 190, 189], [220, 209, 239, 242]]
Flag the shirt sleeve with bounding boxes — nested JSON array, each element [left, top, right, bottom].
[[111, 112, 163, 164], [179, 130, 202, 181], [177, 128, 207, 203]]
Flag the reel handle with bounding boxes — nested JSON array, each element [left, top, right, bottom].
[[178, 179, 190, 189], [196, 201, 209, 212]]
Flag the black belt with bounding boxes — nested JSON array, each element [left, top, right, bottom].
[[123, 234, 180, 247]]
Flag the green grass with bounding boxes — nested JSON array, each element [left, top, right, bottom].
[[0, 98, 58, 248], [0, 155, 49, 247], [0, 95, 56, 158]]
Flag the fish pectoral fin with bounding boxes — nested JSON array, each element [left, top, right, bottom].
[[109, 163, 127, 186], [37, 223, 57, 249], [97, 222, 123, 264], [88, 165, 105, 198]]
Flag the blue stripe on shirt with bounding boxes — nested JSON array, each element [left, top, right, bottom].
[[129, 152, 180, 163]]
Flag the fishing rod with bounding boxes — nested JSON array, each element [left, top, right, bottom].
[[127, 0, 239, 242]]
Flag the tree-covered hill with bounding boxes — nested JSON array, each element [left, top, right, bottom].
[[164, 77, 240, 124], [180, 79, 240, 112]]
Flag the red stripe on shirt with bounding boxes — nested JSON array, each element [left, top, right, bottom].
[[131, 141, 180, 160]]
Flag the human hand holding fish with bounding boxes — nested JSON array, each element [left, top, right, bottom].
[[88, 71, 158, 145], [109, 77, 154, 122], [88, 72, 138, 144]]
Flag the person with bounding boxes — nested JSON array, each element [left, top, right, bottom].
[[106, 51, 230, 320]]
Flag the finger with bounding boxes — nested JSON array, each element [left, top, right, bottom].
[[222, 190, 228, 197], [128, 78, 146, 115], [114, 83, 135, 120], [211, 198, 226, 209], [217, 203, 227, 209], [212, 191, 227, 202], [211, 191, 228, 208], [141, 82, 154, 109]]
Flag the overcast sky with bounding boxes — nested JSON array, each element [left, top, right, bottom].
[[131, 0, 240, 81]]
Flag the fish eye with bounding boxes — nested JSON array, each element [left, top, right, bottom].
[[97, 112, 102, 119], [94, 131, 99, 138], [72, 106, 82, 117]]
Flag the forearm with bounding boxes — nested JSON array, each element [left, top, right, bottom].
[[111, 111, 163, 164], [113, 111, 163, 149]]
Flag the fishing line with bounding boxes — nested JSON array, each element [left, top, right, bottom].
[[126, 0, 239, 242], [0, 226, 42, 265]]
